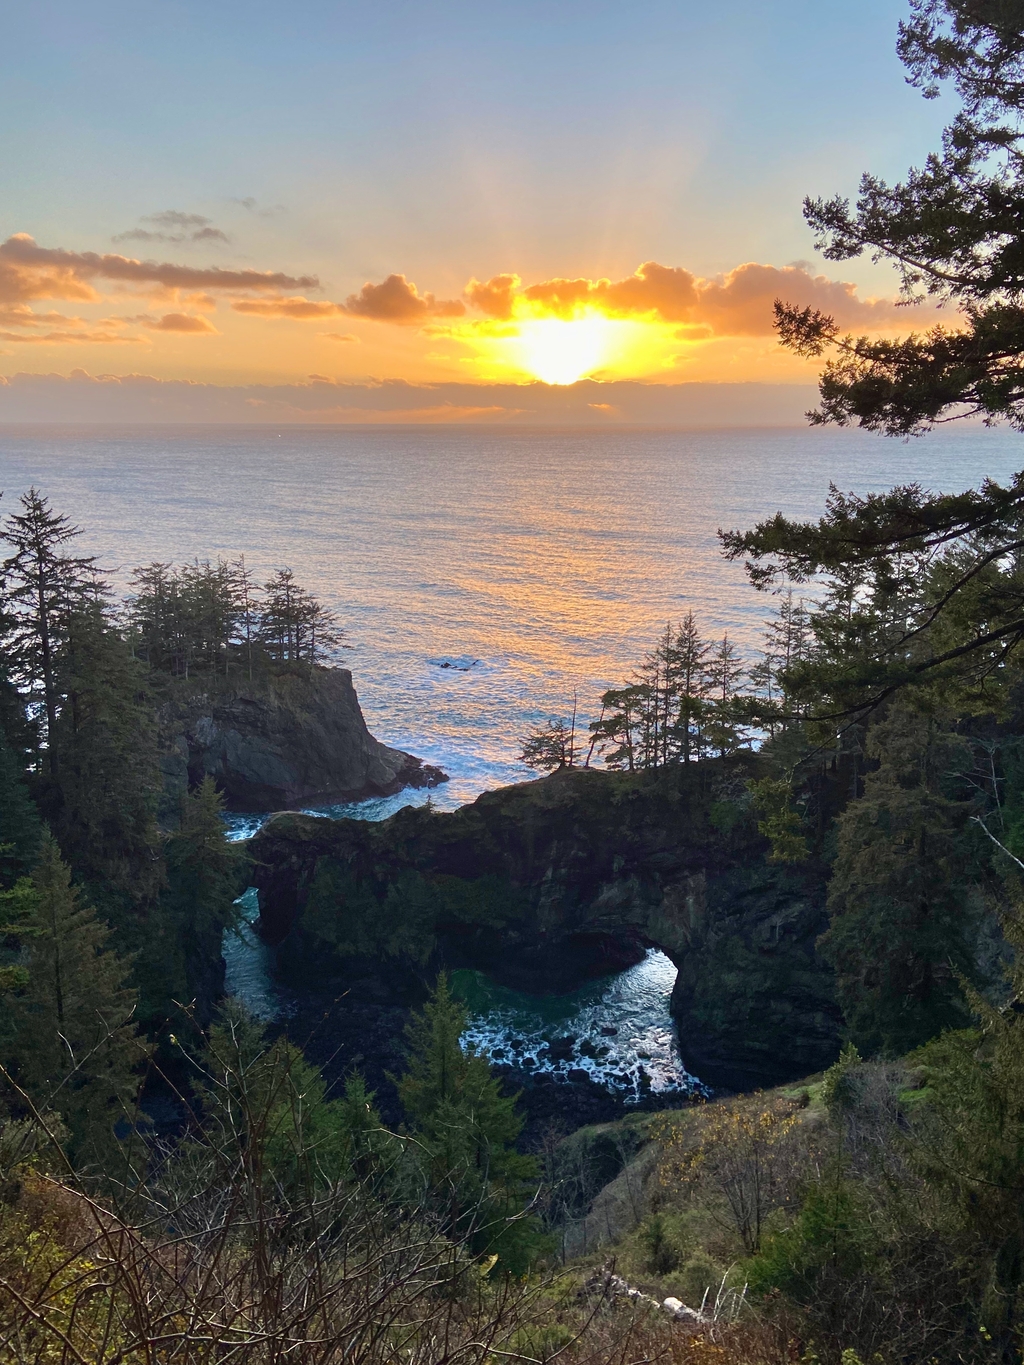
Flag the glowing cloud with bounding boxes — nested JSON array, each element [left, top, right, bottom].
[[341, 273, 465, 323], [0, 234, 318, 302], [232, 296, 347, 319], [143, 312, 218, 333]]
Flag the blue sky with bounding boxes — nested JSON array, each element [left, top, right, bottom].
[[0, 0, 956, 403]]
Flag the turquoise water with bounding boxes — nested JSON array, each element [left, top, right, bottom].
[[454, 951, 705, 1101]]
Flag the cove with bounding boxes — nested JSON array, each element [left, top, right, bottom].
[[221, 798, 703, 1100]]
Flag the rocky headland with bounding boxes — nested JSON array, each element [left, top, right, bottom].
[[246, 759, 843, 1095], [158, 664, 447, 812]]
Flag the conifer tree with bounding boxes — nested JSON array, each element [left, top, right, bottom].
[[519, 713, 578, 770], [155, 778, 246, 1018], [0, 734, 41, 890], [51, 602, 163, 913], [671, 611, 711, 763], [395, 974, 541, 1270], [704, 633, 747, 758], [0, 836, 150, 1160], [0, 490, 97, 776], [821, 708, 979, 1054], [590, 685, 645, 771]]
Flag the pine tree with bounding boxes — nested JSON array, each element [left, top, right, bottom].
[[671, 611, 711, 763], [395, 974, 541, 1270], [1, 836, 150, 1160], [704, 633, 747, 758], [0, 733, 42, 890], [50, 602, 163, 912], [820, 708, 979, 1055], [156, 778, 246, 1017], [0, 490, 97, 776]]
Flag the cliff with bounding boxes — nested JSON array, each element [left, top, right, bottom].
[[247, 761, 842, 1089], [158, 665, 447, 812]]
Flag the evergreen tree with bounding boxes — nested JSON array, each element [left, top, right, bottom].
[[820, 708, 980, 1054], [703, 633, 747, 758], [154, 778, 246, 1018], [259, 568, 343, 667], [0, 836, 150, 1160], [0, 734, 42, 890], [590, 685, 645, 771], [0, 490, 97, 776], [50, 602, 163, 913], [721, 6, 1024, 721], [197, 1000, 394, 1194], [519, 706, 579, 771], [912, 912, 1024, 1357], [395, 974, 541, 1272], [671, 611, 711, 763]]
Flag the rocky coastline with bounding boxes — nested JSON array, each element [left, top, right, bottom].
[[158, 664, 448, 813], [246, 760, 844, 1093]]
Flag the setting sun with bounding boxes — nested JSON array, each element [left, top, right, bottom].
[[510, 315, 615, 385]]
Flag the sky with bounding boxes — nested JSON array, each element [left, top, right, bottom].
[[0, 0, 956, 422]]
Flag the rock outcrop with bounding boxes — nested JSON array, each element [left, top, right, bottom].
[[247, 761, 841, 1089], [159, 666, 447, 811]]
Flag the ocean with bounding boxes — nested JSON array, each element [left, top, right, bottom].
[[1, 421, 1019, 807], [4, 420, 1021, 1096]]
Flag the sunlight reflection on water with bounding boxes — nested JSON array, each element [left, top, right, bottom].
[[1, 423, 1018, 807]]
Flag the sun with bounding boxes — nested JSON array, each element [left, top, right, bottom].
[[510, 315, 615, 385]]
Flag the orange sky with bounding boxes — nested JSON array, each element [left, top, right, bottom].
[[0, 234, 944, 390]]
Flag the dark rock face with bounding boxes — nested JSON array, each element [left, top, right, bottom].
[[247, 761, 842, 1090], [160, 666, 447, 812]]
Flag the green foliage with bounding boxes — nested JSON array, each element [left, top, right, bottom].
[[0, 835, 150, 1162], [746, 1171, 875, 1301], [127, 557, 344, 678], [0, 733, 41, 890], [590, 614, 750, 770], [820, 709, 980, 1055], [305, 860, 439, 965], [519, 716, 579, 771], [747, 776, 809, 863], [196, 1000, 399, 1195], [639, 1210, 682, 1275], [396, 973, 545, 1273], [909, 911, 1024, 1354], [49, 602, 164, 913]]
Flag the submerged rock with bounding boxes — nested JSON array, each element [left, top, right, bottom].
[[161, 665, 447, 811]]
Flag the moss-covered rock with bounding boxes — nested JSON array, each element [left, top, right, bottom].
[[248, 760, 841, 1088]]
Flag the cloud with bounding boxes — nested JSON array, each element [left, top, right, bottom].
[[0, 234, 318, 304], [0, 304, 91, 329], [113, 211, 231, 246], [143, 312, 218, 334], [464, 273, 521, 319], [232, 197, 286, 217], [341, 274, 465, 323], [0, 329, 138, 345], [460, 260, 919, 334], [320, 331, 359, 343], [232, 296, 346, 319]]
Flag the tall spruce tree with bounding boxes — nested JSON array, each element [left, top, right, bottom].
[[0, 490, 96, 776], [820, 708, 980, 1054], [0, 836, 150, 1161], [0, 734, 42, 890], [721, 3, 1024, 721], [396, 974, 541, 1272], [50, 602, 163, 914]]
